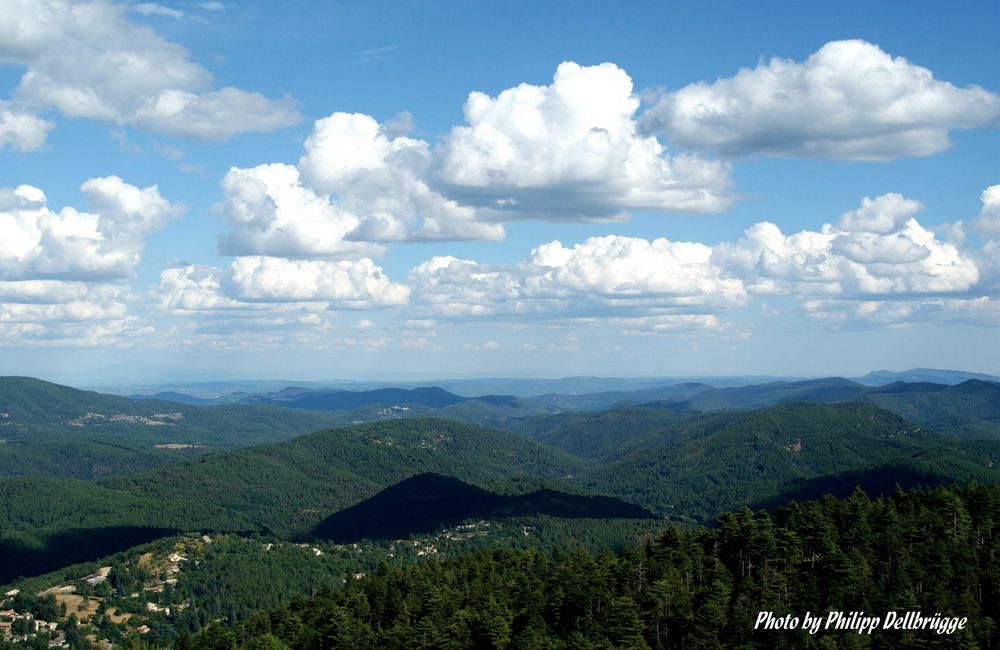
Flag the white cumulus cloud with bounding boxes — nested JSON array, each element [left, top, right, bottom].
[[970, 185, 1000, 241], [0, 175, 177, 346], [407, 189, 998, 330], [228, 256, 410, 307], [0, 280, 153, 347], [713, 193, 979, 297], [156, 256, 409, 313], [0, 100, 53, 151], [0, 0, 299, 140], [409, 234, 747, 321], [439, 61, 732, 218], [0, 177, 181, 280], [218, 62, 734, 256], [642, 40, 1000, 160], [218, 163, 383, 259], [298, 112, 504, 242]]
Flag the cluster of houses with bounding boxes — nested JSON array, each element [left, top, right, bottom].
[[66, 411, 184, 428], [0, 596, 66, 648], [0, 539, 203, 647], [2, 523, 514, 647]]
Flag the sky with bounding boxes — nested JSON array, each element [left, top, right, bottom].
[[0, 0, 999, 383]]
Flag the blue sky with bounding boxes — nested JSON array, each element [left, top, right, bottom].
[[1, 0, 998, 383]]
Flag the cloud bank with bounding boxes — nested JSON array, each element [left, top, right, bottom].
[[0, 176, 179, 345], [642, 40, 1000, 160], [0, 0, 299, 144]]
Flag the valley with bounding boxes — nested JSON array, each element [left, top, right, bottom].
[[1, 372, 999, 648]]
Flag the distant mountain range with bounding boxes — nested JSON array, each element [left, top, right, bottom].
[[131, 373, 1000, 440], [119, 367, 1000, 402], [5, 372, 999, 487], [0, 377, 344, 479], [855, 368, 1000, 385], [3, 371, 1000, 584]]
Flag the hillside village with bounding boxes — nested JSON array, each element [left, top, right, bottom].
[[0, 520, 511, 647]]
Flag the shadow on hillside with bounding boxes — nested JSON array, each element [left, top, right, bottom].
[[311, 472, 655, 543], [0, 526, 180, 584], [750, 464, 956, 512]]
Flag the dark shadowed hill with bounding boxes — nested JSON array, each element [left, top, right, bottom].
[[749, 463, 960, 510], [311, 473, 654, 542]]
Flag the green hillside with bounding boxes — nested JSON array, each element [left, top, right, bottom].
[[0, 476, 257, 583], [864, 379, 1000, 438], [507, 407, 699, 461], [583, 402, 1000, 520], [0, 377, 344, 478], [0, 418, 586, 581], [102, 418, 587, 535], [195, 483, 1000, 650]]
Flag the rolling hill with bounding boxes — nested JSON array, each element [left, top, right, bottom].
[[0, 476, 257, 583], [311, 472, 653, 542], [581, 401, 1000, 520], [1, 417, 589, 581], [863, 379, 1000, 437], [636, 377, 1000, 439], [124, 375, 1000, 442], [101, 418, 587, 535], [506, 407, 699, 461], [246, 386, 468, 411], [856, 367, 1000, 385], [0, 377, 346, 478]]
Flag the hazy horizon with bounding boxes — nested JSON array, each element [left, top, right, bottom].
[[1, 2, 997, 385]]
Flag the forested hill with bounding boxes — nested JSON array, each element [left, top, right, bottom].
[[580, 401, 1000, 520], [0, 476, 257, 583], [312, 473, 654, 542], [0, 377, 345, 479], [864, 379, 1000, 438], [636, 377, 1000, 438], [246, 386, 467, 410], [0, 417, 588, 582], [195, 483, 1000, 649], [101, 418, 587, 535], [507, 408, 699, 462]]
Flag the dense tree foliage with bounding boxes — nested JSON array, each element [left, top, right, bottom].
[[5, 401, 1000, 585], [507, 408, 698, 462], [584, 402, 1000, 520], [0, 377, 348, 479], [102, 419, 586, 535], [864, 380, 1000, 438], [192, 484, 1000, 649]]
